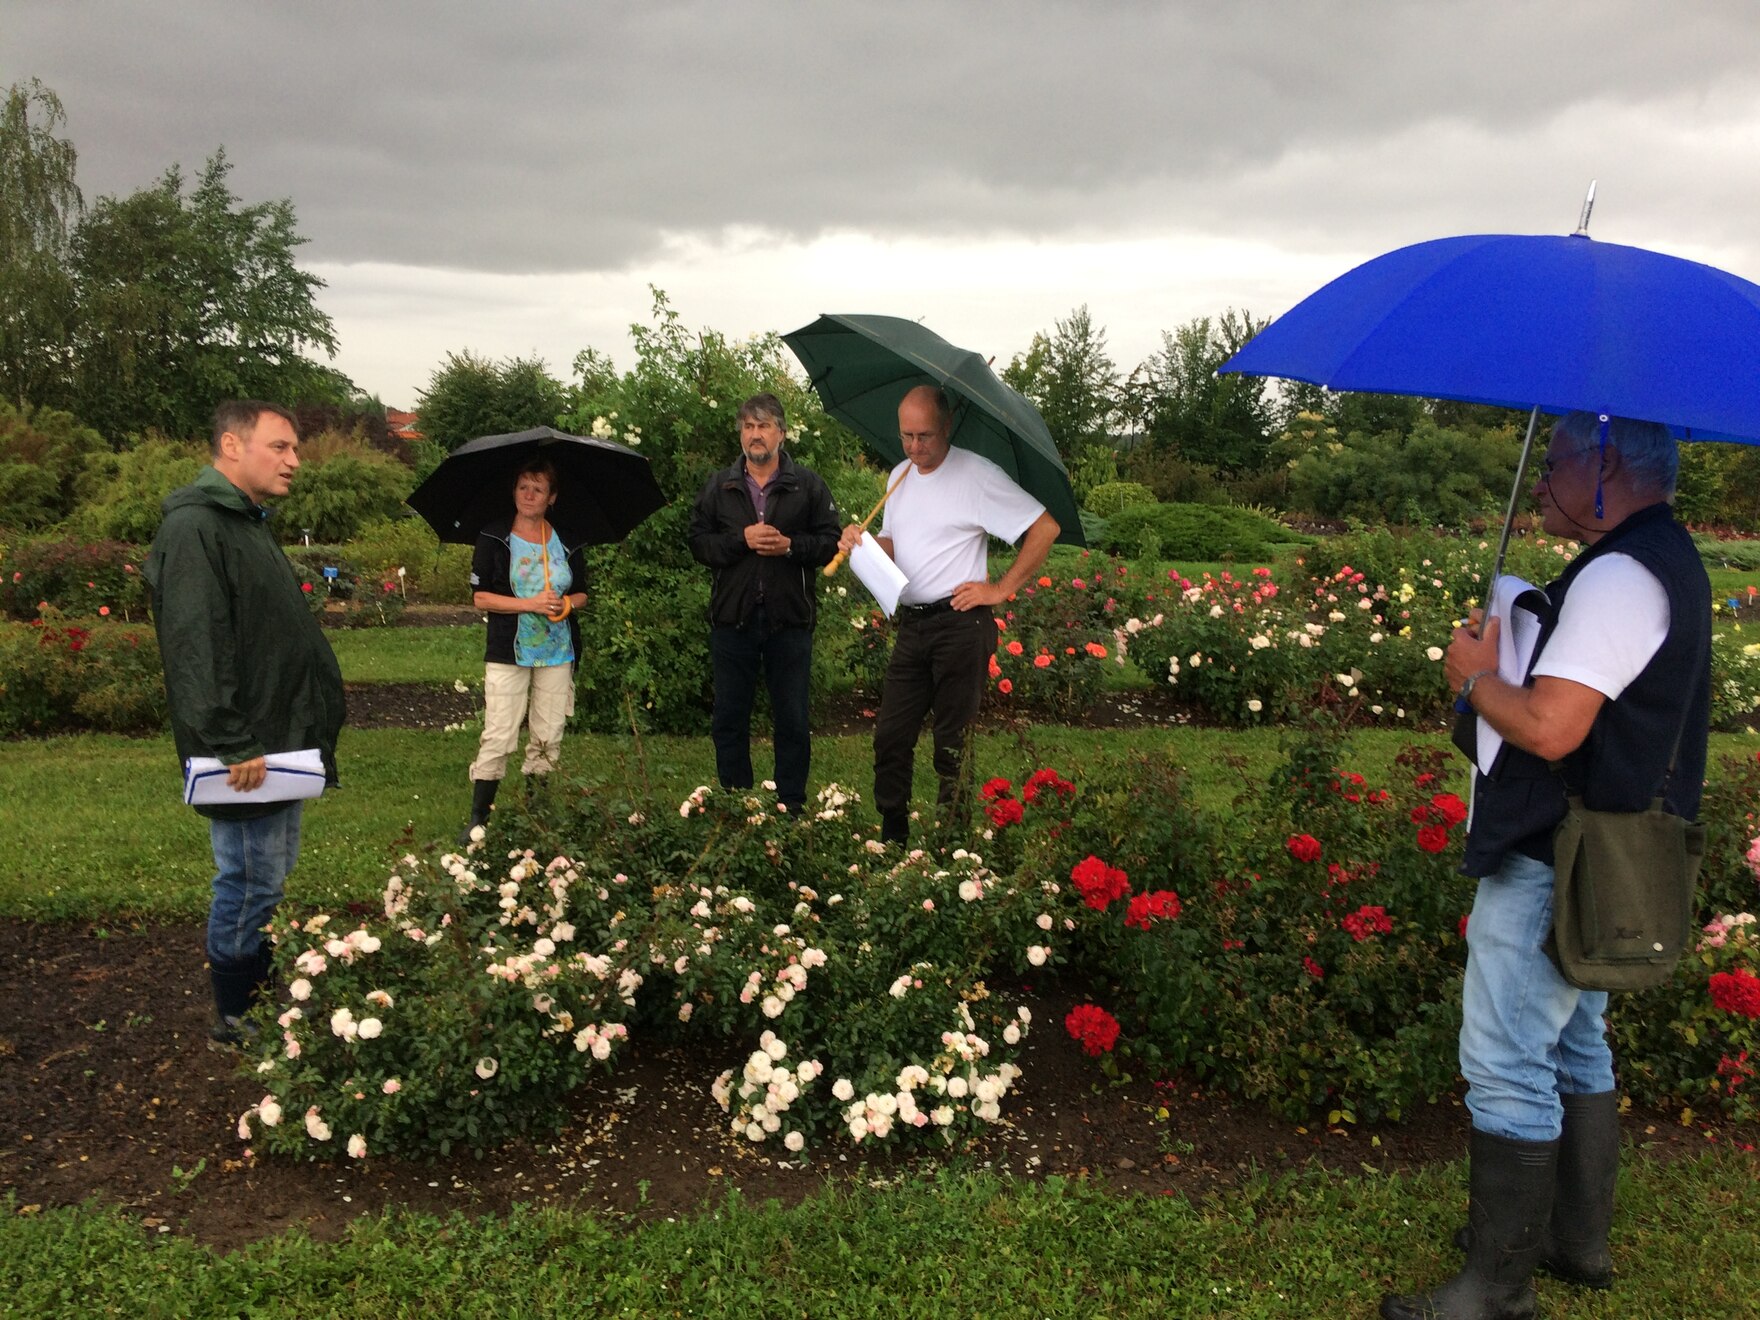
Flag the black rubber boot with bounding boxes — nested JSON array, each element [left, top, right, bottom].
[[1450, 1092, 1618, 1290], [1381, 1128, 1558, 1320], [1540, 1091, 1618, 1288], [879, 810, 909, 846], [208, 956, 261, 1048], [457, 778, 500, 845]]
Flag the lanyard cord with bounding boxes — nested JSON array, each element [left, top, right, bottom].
[[538, 521, 571, 620]]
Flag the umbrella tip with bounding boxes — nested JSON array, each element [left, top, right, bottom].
[[1573, 180, 1597, 236]]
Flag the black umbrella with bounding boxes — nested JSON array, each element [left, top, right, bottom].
[[406, 426, 665, 547]]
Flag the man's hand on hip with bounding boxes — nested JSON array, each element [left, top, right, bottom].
[[952, 580, 1004, 610]]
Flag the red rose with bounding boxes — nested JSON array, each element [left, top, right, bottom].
[[998, 678, 1014, 695], [1286, 834, 1322, 864], [1064, 1003, 1121, 1057], [980, 777, 1013, 802], [1458, 914, 1470, 940], [1071, 855, 1130, 910], [1709, 969, 1760, 1019], [1022, 768, 1074, 805], [1006, 640, 1024, 656], [301, 582, 314, 593], [1416, 824, 1450, 854], [986, 797, 1025, 829], [1302, 956, 1326, 980], [1431, 793, 1469, 827], [1125, 890, 1182, 930], [1033, 654, 1052, 668], [1340, 904, 1393, 943]]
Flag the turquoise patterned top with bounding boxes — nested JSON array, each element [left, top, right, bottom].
[[508, 529, 575, 667]]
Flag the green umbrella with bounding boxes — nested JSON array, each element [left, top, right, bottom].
[[783, 314, 1085, 546]]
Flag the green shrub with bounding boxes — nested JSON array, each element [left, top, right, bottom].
[[246, 779, 1044, 1159], [283, 548, 409, 627], [1282, 419, 1521, 527], [347, 517, 473, 604], [274, 447, 413, 545], [1068, 735, 1472, 1122], [0, 402, 108, 531], [571, 500, 713, 733], [0, 614, 167, 736], [1083, 480, 1156, 519], [989, 556, 1135, 719], [1065, 446, 1119, 505], [1096, 501, 1291, 561], [66, 438, 206, 544], [1119, 447, 1230, 506], [1695, 534, 1760, 572], [0, 537, 150, 622]]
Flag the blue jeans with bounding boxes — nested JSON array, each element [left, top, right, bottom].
[[1460, 851, 1614, 1142], [207, 802, 304, 966], [709, 606, 813, 808]]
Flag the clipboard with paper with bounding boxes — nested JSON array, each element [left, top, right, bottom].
[[1473, 575, 1551, 777], [183, 748, 328, 806]]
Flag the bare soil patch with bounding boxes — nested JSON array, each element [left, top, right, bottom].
[[4, 919, 1749, 1252]]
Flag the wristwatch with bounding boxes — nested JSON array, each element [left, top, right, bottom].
[[1457, 669, 1495, 701]]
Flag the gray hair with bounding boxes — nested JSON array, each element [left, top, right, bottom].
[[1553, 411, 1677, 498], [737, 392, 786, 432]]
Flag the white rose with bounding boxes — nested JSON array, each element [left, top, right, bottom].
[[258, 1098, 282, 1127], [347, 1134, 368, 1159], [1026, 945, 1048, 966], [475, 1057, 498, 1080], [832, 1078, 855, 1102], [289, 978, 312, 1001], [1426, 646, 1444, 661], [784, 1131, 805, 1152], [357, 1017, 383, 1040]]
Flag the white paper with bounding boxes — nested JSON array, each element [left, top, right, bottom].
[[1474, 575, 1549, 776], [184, 748, 328, 806], [849, 531, 909, 617]]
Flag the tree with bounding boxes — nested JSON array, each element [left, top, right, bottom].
[[69, 150, 343, 441], [414, 350, 569, 451], [1127, 310, 1275, 476], [1003, 305, 1120, 460], [0, 78, 82, 409]]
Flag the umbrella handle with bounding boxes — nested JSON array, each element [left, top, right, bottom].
[[824, 466, 910, 578]]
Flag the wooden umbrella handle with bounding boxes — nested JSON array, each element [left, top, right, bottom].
[[823, 466, 910, 578]]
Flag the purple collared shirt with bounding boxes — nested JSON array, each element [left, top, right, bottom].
[[743, 464, 773, 523]]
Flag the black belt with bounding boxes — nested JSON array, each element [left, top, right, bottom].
[[897, 597, 956, 619]]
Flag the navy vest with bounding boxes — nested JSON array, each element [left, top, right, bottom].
[[1456, 503, 1711, 878]]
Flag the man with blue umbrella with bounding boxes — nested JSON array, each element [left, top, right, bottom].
[[1382, 413, 1710, 1319], [1218, 216, 1741, 1317]]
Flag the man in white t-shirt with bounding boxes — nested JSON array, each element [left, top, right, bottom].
[[1383, 413, 1710, 1320], [837, 385, 1060, 843]]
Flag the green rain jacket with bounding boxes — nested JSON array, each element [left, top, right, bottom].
[[145, 466, 346, 820]]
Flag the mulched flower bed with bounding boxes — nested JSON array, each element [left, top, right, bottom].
[[3, 918, 1749, 1251]]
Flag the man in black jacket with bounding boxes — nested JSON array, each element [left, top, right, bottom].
[[688, 393, 840, 812], [146, 400, 346, 1047]]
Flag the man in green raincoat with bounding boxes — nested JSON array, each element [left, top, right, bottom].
[[146, 401, 345, 1046]]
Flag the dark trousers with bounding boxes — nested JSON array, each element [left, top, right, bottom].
[[709, 606, 813, 808], [873, 606, 994, 825]]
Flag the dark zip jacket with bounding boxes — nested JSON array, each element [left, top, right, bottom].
[[688, 451, 841, 629], [470, 516, 588, 665], [145, 466, 346, 821]]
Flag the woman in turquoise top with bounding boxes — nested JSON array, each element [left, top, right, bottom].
[[458, 460, 588, 842]]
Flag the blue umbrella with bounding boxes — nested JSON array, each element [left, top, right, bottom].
[[1219, 231, 1760, 444], [1219, 224, 1760, 584]]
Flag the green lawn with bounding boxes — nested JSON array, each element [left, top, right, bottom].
[[4, 1153, 1755, 1317], [325, 625, 481, 683]]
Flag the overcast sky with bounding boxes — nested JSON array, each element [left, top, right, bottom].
[[10, 1, 1760, 408]]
